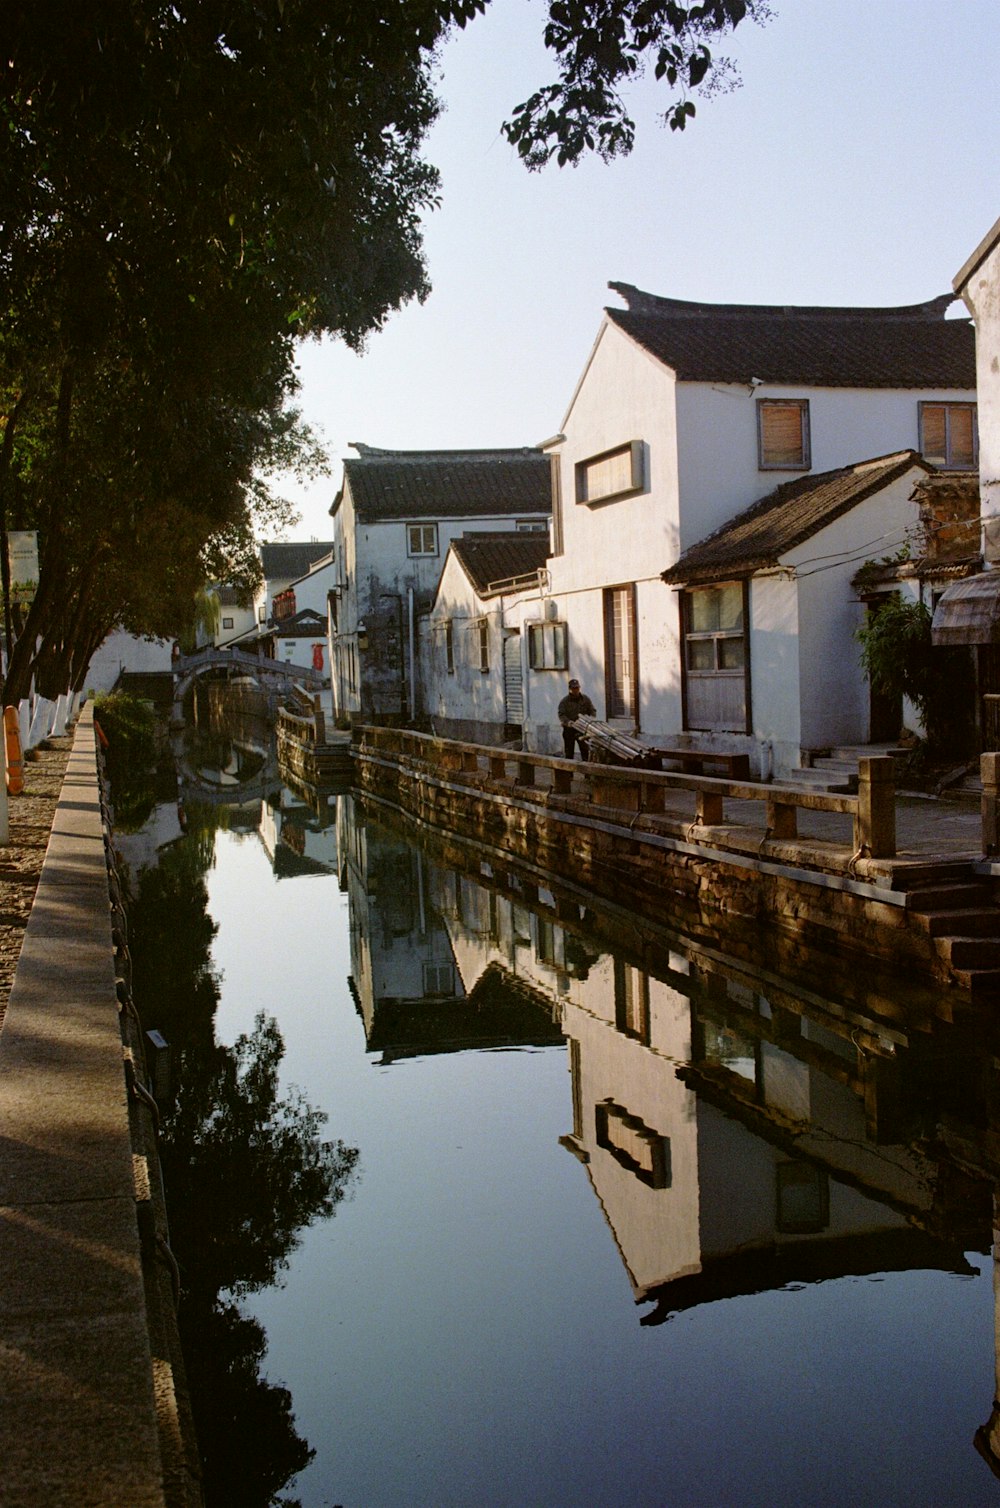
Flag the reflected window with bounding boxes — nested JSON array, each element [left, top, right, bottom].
[[595, 1099, 671, 1189], [776, 1161, 829, 1234], [702, 1020, 758, 1086], [569, 1039, 583, 1138], [422, 962, 454, 997], [536, 916, 558, 966], [614, 959, 650, 1043]]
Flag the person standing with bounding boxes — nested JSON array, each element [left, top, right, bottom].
[[558, 677, 596, 760]]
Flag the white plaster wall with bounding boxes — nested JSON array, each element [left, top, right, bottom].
[[562, 982, 702, 1297], [85, 630, 173, 692], [274, 635, 326, 673], [423, 554, 507, 734], [786, 469, 922, 749], [960, 235, 1000, 554], [675, 382, 975, 552], [518, 585, 608, 752], [549, 322, 681, 597], [285, 559, 335, 617], [748, 573, 801, 772], [214, 601, 257, 646]]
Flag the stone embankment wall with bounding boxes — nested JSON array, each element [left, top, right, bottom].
[[354, 743, 964, 1020], [0, 707, 200, 1507]]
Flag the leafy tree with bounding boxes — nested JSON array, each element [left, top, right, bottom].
[[1, 0, 766, 698], [503, 0, 771, 167], [855, 595, 974, 756]]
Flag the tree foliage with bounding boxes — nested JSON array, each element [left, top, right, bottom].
[[503, 0, 770, 167], [1, 0, 768, 698], [855, 596, 974, 755]]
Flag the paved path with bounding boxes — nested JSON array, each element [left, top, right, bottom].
[[0, 709, 193, 1506]]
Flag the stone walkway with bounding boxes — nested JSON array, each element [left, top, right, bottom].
[[0, 735, 72, 1031]]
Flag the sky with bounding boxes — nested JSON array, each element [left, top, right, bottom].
[[281, 0, 1000, 540]]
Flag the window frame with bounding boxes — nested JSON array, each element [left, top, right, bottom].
[[756, 398, 811, 471], [526, 619, 568, 671], [919, 401, 979, 470], [679, 580, 752, 734], [477, 618, 489, 673], [444, 619, 454, 674], [221, 616, 234, 630], [407, 522, 439, 557], [575, 440, 645, 506]]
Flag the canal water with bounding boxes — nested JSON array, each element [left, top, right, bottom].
[[120, 769, 1000, 1507]]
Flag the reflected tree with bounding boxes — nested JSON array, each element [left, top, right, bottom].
[[129, 830, 359, 1507]]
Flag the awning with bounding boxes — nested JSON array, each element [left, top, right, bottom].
[[931, 572, 1000, 646]]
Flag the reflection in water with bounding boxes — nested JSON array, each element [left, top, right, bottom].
[[124, 753, 1000, 1504], [334, 795, 1000, 1499], [124, 804, 358, 1508]]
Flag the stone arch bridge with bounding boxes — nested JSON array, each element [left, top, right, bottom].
[[172, 646, 326, 723]]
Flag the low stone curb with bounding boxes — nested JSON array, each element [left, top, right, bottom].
[[0, 706, 198, 1507]]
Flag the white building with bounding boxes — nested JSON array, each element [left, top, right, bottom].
[[661, 450, 934, 774], [421, 531, 551, 744], [329, 445, 550, 721], [220, 543, 336, 674], [528, 285, 977, 773]]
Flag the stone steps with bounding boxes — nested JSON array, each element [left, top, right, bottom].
[[782, 764, 857, 795], [902, 877, 1000, 994], [910, 906, 1000, 938], [906, 881, 993, 911]]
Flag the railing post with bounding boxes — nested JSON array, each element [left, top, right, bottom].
[[766, 795, 797, 839], [695, 790, 724, 826], [982, 752, 1000, 856], [856, 755, 896, 859], [313, 694, 325, 745]]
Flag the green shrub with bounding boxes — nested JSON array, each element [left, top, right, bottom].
[[855, 597, 974, 757], [94, 690, 158, 828]]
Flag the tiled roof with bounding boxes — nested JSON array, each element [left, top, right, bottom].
[[450, 531, 551, 596], [337, 445, 551, 522], [260, 541, 334, 581], [268, 609, 326, 638], [606, 284, 976, 389], [662, 451, 929, 586]]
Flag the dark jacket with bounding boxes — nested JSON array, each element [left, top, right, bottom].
[[558, 691, 596, 725]]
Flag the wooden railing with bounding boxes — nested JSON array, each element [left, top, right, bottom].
[[355, 726, 898, 859]]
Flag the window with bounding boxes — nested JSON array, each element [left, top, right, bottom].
[[527, 620, 568, 670], [516, 518, 549, 532], [757, 399, 810, 470], [682, 581, 749, 733], [614, 960, 650, 1043], [920, 402, 978, 469], [575, 440, 644, 504], [221, 616, 234, 629], [258, 605, 266, 622], [422, 961, 454, 996], [477, 618, 489, 672], [595, 1100, 671, 1189], [407, 523, 438, 556], [445, 619, 454, 674], [776, 1162, 829, 1234], [604, 585, 637, 720]]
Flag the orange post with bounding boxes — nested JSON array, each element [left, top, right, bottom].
[[4, 706, 23, 795]]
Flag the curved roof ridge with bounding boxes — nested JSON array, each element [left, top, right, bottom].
[[348, 443, 543, 461], [607, 283, 959, 321]]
